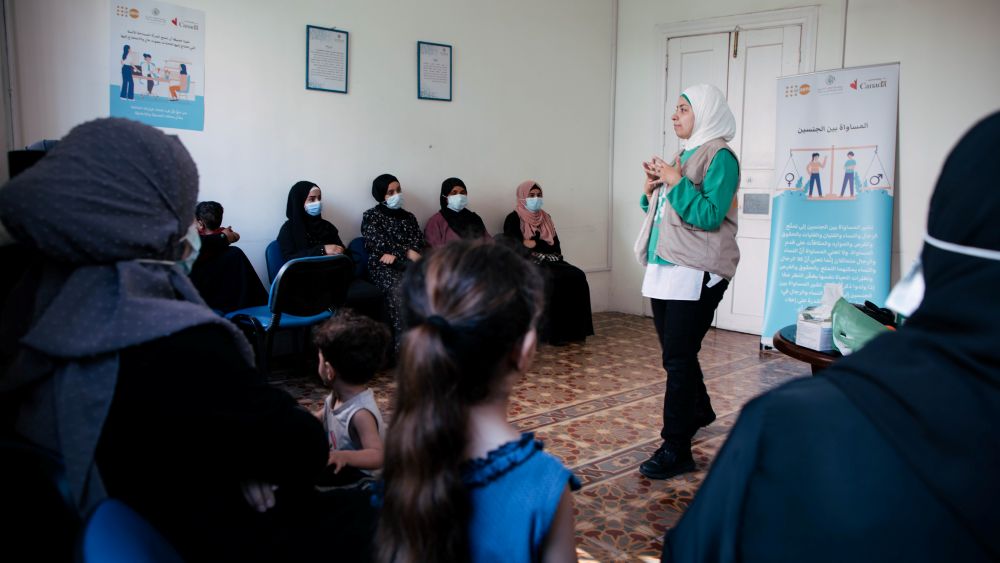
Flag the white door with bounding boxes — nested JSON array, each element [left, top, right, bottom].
[[643, 33, 731, 318], [653, 26, 803, 334], [716, 26, 801, 334]]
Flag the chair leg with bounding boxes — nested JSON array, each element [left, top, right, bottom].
[[262, 331, 274, 377], [293, 327, 306, 377], [230, 315, 268, 380], [262, 314, 281, 379]]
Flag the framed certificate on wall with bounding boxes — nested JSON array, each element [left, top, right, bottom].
[[417, 41, 452, 101], [307, 25, 348, 93]]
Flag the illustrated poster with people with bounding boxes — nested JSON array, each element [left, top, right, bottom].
[[761, 64, 899, 345], [110, 1, 205, 131]]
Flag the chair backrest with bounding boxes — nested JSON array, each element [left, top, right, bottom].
[[347, 237, 369, 281], [264, 240, 283, 284], [79, 499, 183, 563], [269, 254, 352, 317]]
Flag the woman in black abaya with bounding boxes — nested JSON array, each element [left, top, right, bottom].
[[277, 180, 383, 321], [503, 180, 593, 345]]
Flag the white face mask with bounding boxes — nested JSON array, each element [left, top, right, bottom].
[[525, 197, 543, 212], [178, 223, 202, 275], [385, 193, 404, 210], [885, 233, 1000, 317], [304, 200, 322, 216], [446, 194, 468, 212]]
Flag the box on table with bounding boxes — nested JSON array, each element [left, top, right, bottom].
[[796, 318, 834, 352]]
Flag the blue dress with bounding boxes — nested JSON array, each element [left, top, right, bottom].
[[462, 433, 581, 563]]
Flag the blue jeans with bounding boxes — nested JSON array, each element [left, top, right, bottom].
[[807, 173, 822, 197], [840, 172, 855, 196], [120, 65, 134, 99]]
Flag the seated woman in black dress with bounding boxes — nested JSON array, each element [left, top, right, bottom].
[[277, 180, 382, 320], [278, 181, 346, 260], [503, 180, 594, 345], [361, 173, 426, 342], [423, 177, 491, 247]]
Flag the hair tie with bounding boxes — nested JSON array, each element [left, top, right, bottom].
[[425, 315, 452, 333]]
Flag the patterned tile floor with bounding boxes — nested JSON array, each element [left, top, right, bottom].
[[277, 312, 810, 562]]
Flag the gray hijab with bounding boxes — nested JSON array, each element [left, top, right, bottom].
[[0, 117, 254, 514]]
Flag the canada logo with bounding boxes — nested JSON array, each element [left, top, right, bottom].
[[171, 17, 178, 25], [850, 80, 858, 90]]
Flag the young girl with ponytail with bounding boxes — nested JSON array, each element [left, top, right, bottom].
[[376, 240, 579, 563]]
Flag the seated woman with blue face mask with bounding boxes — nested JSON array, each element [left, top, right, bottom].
[[503, 180, 594, 346], [361, 173, 426, 344], [423, 177, 491, 247], [277, 180, 384, 322], [278, 181, 346, 261], [662, 111, 1000, 563]]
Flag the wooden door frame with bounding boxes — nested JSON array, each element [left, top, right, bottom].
[[655, 7, 819, 156]]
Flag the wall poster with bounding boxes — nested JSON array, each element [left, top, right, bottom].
[[110, 1, 205, 131]]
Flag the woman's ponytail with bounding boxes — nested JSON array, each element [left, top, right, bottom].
[[377, 323, 472, 563]]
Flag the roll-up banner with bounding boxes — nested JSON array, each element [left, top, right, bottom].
[[761, 64, 899, 346]]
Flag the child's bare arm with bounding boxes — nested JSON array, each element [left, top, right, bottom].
[[541, 485, 578, 563], [327, 409, 384, 472]]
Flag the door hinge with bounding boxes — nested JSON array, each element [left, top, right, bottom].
[[732, 29, 739, 59]]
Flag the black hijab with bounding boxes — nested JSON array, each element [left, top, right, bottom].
[[371, 173, 407, 218], [439, 177, 487, 239], [284, 180, 340, 249], [0, 118, 253, 513], [825, 111, 1000, 558]]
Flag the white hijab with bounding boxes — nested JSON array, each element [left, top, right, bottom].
[[680, 84, 737, 150]]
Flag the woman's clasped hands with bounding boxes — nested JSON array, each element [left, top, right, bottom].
[[642, 155, 682, 196]]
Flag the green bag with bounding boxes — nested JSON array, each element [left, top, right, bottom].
[[831, 298, 890, 355]]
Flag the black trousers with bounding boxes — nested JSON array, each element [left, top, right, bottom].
[[651, 274, 729, 451]]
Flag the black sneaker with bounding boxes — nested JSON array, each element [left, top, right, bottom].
[[639, 444, 695, 480]]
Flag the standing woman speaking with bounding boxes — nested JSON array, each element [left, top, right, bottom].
[[634, 84, 740, 480]]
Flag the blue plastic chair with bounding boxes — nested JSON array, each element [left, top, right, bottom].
[[227, 254, 352, 375], [264, 239, 284, 284], [347, 237, 369, 281], [78, 499, 183, 563]]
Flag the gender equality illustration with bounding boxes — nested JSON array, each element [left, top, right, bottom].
[[778, 144, 893, 199]]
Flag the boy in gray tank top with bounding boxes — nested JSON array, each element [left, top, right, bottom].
[[312, 311, 391, 486]]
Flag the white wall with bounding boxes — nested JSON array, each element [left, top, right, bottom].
[[843, 0, 1000, 279], [610, 0, 1000, 315], [6, 0, 615, 311]]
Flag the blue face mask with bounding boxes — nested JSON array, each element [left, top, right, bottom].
[[525, 197, 543, 213], [304, 201, 322, 216], [178, 223, 201, 275], [446, 194, 468, 212], [385, 193, 404, 210]]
